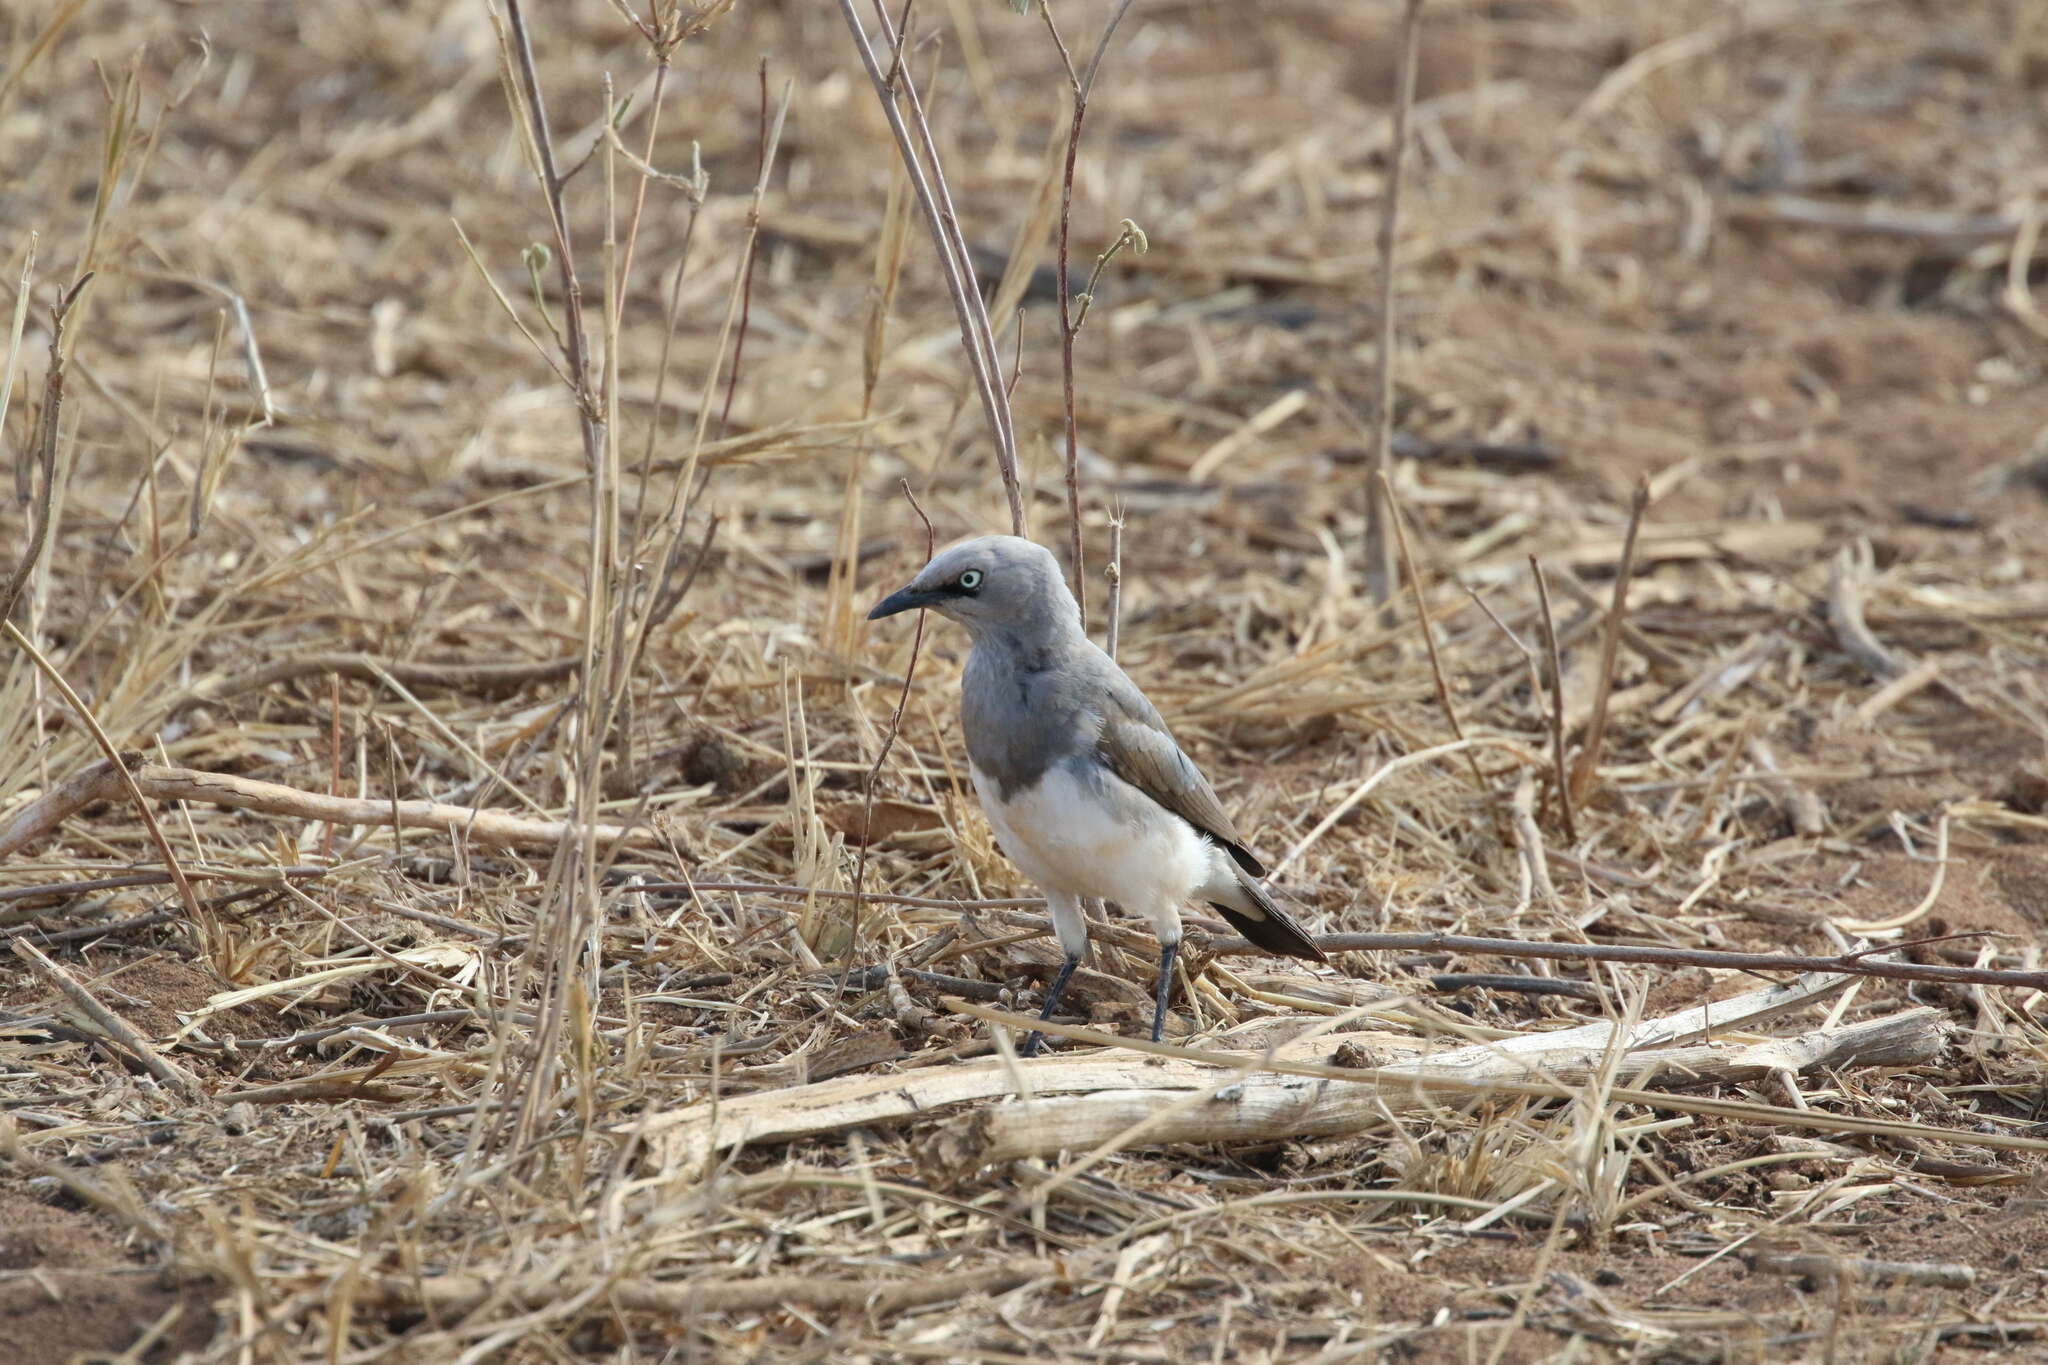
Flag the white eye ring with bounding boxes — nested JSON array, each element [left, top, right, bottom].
[[958, 568, 984, 591]]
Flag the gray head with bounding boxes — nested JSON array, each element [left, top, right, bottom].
[[867, 535, 1080, 643]]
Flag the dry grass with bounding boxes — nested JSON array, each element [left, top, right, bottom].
[[6, 0, 2048, 1359]]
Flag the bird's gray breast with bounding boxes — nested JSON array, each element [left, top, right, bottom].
[[961, 639, 1097, 802]]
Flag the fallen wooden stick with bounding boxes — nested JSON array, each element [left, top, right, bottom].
[[640, 972, 1946, 1180], [1752, 1249, 1974, 1289], [1724, 193, 2022, 247], [940, 1007, 1943, 1173], [347, 1259, 1052, 1318], [0, 759, 661, 859], [1827, 539, 1906, 679]]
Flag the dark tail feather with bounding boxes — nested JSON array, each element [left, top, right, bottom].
[[1209, 873, 1327, 963]]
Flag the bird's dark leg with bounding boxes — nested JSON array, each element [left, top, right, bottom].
[[1021, 953, 1080, 1057], [1151, 939, 1180, 1044]]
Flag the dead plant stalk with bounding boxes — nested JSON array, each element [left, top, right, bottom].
[[838, 0, 1025, 532], [1366, 0, 1424, 608], [847, 481, 937, 965], [1041, 0, 1136, 623]]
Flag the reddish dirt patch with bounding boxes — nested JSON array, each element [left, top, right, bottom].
[[67, 953, 276, 1045], [0, 1193, 214, 1362]]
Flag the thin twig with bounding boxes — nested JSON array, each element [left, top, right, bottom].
[[1042, 0, 1135, 622], [614, 6, 689, 301], [1104, 504, 1125, 661], [1, 276, 88, 625], [353, 1263, 1053, 1319], [5, 909, 181, 947], [847, 481, 938, 965], [1206, 928, 2048, 992], [0, 756, 661, 860], [1069, 218, 1145, 335], [838, 0, 1023, 533], [371, 868, 2048, 993], [1381, 472, 1482, 792], [879, 0, 916, 92], [1528, 558, 1577, 841], [501, 0, 602, 469], [495, 7, 621, 1158], [647, 880, 1044, 912], [1, 233, 38, 502], [1, 624, 204, 922], [1364, 0, 1423, 609], [0, 865, 336, 905], [716, 59, 773, 438], [1568, 476, 1649, 804], [628, 149, 706, 545]]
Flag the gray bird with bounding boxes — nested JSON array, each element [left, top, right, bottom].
[[867, 534, 1327, 1054]]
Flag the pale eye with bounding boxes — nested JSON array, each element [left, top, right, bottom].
[[958, 569, 984, 591]]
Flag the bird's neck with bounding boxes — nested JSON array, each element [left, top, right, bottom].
[[970, 618, 1084, 674]]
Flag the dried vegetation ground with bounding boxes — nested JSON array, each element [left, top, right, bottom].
[[6, 0, 2048, 1360]]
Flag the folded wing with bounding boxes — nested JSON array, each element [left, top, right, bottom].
[[1095, 692, 1262, 876]]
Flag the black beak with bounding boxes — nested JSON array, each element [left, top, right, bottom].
[[867, 585, 937, 621]]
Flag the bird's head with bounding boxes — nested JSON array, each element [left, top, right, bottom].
[[866, 534, 1079, 642]]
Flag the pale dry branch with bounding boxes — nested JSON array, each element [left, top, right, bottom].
[[0, 759, 660, 859], [643, 973, 1935, 1178], [649, 1001, 1954, 1180], [943, 1007, 1944, 1170], [347, 1260, 1052, 1319], [1828, 537, 1907, 679], [1751, 1249, 1975, 1289]]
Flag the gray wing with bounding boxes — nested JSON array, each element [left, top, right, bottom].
[[1094, 680, 1264, 877]]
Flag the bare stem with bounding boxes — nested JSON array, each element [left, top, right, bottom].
[[0, 625, 204, 924], [1105, 505, 1125, 661], [1042, 0, 1134, 627], [717, 59, 772, 438], [1568, 477, 1650, 804], [616, 60, 673, 305], [1528, 557, 1578, 842], [1366, 0, 1424, 608], [1382, 472, 1483, 794], [839, 0, 1023, 533], [848, 480, 937, 965], [502, 0, 603, 472], [0, 278, 86, 625]]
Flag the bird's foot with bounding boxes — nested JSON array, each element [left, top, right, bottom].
[[1150, 940, 1181, 1044], [1022, 953, 1081, 1060]]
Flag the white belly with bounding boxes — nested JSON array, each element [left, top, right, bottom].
[[970, 760, 1211, 922]]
